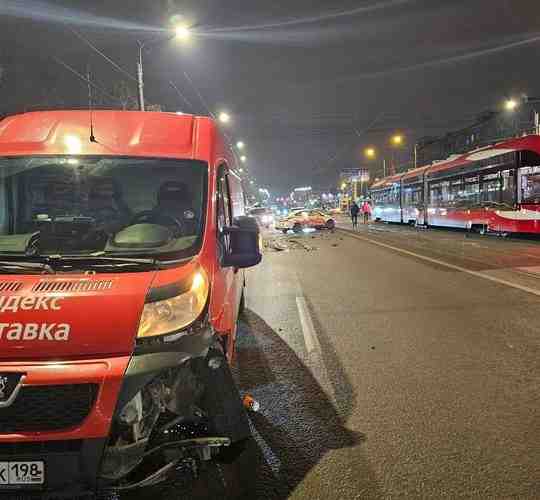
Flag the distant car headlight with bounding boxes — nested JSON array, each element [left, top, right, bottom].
[[137, 268, 209, 339]]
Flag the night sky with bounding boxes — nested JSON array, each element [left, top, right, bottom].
[[1, 0, 540, 193]]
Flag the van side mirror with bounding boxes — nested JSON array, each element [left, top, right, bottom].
[[222, 216, 262, 269]]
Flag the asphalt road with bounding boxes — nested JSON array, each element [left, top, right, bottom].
[[128, 223, 540, 499]]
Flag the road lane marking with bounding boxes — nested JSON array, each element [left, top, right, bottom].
[[295, 295, 336, 402], [296, 296, 320, 354], [339, 229, 540, 298]]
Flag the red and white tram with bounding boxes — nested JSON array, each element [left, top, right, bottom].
[[371, 135, 540, 234]]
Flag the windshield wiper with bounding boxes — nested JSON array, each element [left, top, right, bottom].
[[45, 255, 161, 272], [0, 260, 55, 274]]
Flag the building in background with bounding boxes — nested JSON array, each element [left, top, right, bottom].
[[414, 101, 539, 170]]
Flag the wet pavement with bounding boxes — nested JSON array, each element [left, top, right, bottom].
[[121, 224, 539, 499]]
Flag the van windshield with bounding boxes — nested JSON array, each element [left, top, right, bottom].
[[0, 156, 207, 260]]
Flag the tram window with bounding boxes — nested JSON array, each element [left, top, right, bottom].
[[463, 176, 480, 204], [440, 181, 450, 203], [449, 179, 463, 206], [521, 166, 540, 203], [403, 187, 412, 204], [378, 189, 389, 204], [481, 172, 500, 203], [429, 183, 442, 206], [404, 184, 422, 205], [501, 170, 515, 206], [391, 184, 400, 203], [413, 185, 422, 204]]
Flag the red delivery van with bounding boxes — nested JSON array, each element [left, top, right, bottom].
[[0, 110, 262, 496]]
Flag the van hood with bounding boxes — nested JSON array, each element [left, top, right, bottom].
[[0, 265, 192, 360]]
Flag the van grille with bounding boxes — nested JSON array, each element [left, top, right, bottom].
[[0, 281, 23, 293], [0, 384, 99, 433], [32, 279, 113, 293]]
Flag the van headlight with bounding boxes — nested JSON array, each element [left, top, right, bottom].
[[137, 269, 209, 339]]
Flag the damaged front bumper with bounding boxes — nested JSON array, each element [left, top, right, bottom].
[[98, 328, 251, 490], [0, 328, 250, 496]]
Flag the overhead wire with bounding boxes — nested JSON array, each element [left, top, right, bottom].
[[168, 81, 195, 111], [67, 28, 202, 119], [203, 0, 415, 32], [52, 56, 121, 104], [69, 28, 138, 83], [181, 71, 216, 120]]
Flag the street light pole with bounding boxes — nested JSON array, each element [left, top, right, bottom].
[[136, 27, 191, 112], [137, 42, 145, 111]]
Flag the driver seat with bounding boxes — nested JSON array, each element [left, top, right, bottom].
[[155, 181, 197, 233]]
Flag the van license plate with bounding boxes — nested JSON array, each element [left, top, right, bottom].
[[0, 461, 45, 486]]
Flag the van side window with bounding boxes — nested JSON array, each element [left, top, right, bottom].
[[217, 166, 232, 232], [217, 166, 233, 262]]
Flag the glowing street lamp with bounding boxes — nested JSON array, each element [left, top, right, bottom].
[[218, 112, 231, 124], [174, 25, 191, 41], [364, 147, 376, 159], [236, 141, 245, 150], [240, 155, 247, 163], [137, 24, 192, 111], [391, 134, 404, 146], [505, 98, 518, 111]]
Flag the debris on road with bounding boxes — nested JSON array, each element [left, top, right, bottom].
[[265, 238, 289, 252], [263, 234, 318, 252], [287, 238, 317, 252], [243, 394, 260, 412]]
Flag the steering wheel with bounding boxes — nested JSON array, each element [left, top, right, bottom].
[[91, 206, 122, 227], [130, 211, 185, 237]]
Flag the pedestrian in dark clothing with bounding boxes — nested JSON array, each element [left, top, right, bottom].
[[350, 201, 360, 228]]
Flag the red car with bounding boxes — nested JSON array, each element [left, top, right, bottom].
[[0, 110, 261, 496]]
